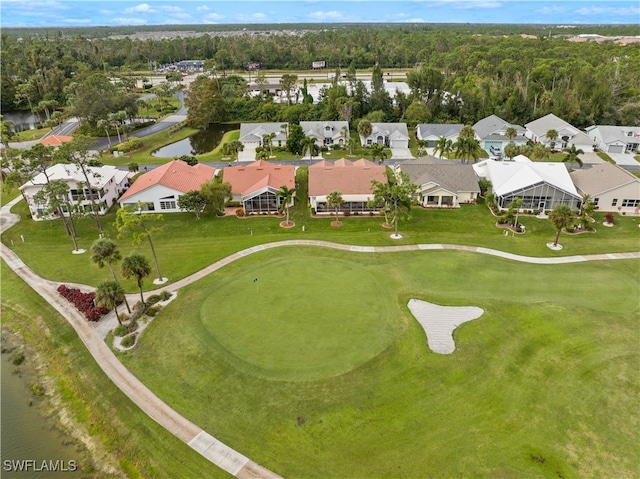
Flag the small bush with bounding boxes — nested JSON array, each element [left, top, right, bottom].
[[236, 208, 245, 217], [113, 324, 128, 337], [57, 285, 109, 322], [159, 290, 172, 301], [605, 212, 615, 224], [146, 294, 161, 305], [12, 351, 25, 365], [146, 305, 160, 317], [130, 302, 147, 321], [121, 334, 137, 348]]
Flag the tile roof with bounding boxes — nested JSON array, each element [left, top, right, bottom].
[[570, 162, 640, 195], [118, 160, 215, 201], [40, 135, 73, 146], [415, 123, 464, 139], [308, 158, 387, 196], [398, 159, 480, 194], [222, 160, 295, 196]]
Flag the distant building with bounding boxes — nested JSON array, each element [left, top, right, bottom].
[[585, 125, 640, 154]]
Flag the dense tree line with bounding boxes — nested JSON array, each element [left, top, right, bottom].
[[2, 25, 639, 127]]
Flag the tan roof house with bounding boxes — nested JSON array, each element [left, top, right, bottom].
[[222, 160, 295, 214], [308, 158, 386, 214], [118, 160, 215, 212], [397, 158, 480, 207], [570, 163, 640, 214]]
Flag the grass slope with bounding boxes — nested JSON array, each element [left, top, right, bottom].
[[0, 261, 230, 479], [120, 247, 639, 478]]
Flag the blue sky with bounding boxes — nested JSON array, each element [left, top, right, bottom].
[[1, 1, 639, 27]]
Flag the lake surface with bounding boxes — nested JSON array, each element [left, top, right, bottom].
[[152, 122, 239, 157], [1, 340, 86, 478]]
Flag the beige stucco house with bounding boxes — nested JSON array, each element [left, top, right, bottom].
[[570, 163, 640, 214]]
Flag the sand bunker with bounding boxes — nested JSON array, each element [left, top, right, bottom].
[[408, 299, 484, 354]]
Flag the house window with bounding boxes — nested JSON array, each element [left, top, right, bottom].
[[593, 197, 599, 206], [622, 199, 640, 207], [160, 201, 176, 210], [612, 198, 618, 206]]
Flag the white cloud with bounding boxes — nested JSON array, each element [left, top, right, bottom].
[[575, 6, 640, 16], [308, 10, 344, 20], [453, 1, 502, 10], [112, 17, 148, 25], [234, 12, 268, 21], [534, 6, 566, 15], [123, 3, 156, 14], [98, 9, 115, 15], [62, 17, 92, 24], [205, 12, 225, 21], [401, 18, 427, 23], [159, 6, 185, 13], [197, 6, 210, 12]]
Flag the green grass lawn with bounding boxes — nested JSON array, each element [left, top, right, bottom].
[[119, 247, 640, 478], [3, 179, 639, 291], [0, 261, 229, 478]]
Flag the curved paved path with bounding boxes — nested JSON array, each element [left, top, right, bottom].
[[2, 197, 639, 478]]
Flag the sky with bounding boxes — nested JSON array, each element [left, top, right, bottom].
[[1, 0, 639, 27]]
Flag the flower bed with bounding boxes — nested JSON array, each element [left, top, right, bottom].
[[57, 284, 109, 321]]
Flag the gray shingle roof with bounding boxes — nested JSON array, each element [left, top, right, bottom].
[[415, 123, 464, 139], [398, 159, 480, 194]]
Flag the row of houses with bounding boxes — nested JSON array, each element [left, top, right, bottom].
[[20, 155, 640, 222], [238, 114, 639, 160], [417, 113, 640, 157], [238, 121, 410, 151]]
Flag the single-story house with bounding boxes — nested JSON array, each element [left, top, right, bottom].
[[360, 123, 410, 149], [300, 121, 349, 148], [222, 160, 295, 214], [472, 114, 527, 158], [308, 158, 386, 214], [525, 113, 594, 152], [415, 124, 464, 147], [396, 158, 480, 207], [473, 160, 581, 211], [570, 163, 640, 214], [118, 160, 215, 213], [20, 163, 130, 220], [238, 123, 289, 149], [585, 125, 640, 154]]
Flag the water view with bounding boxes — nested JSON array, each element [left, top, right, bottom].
[[1, 338, 87, 479], [152, 122, 239, 157]]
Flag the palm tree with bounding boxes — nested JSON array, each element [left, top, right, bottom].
[[95, 280, 125, 324], [454, 137, 483, 164], [121, 252, 151, 304], [97, 119, 112, 146], [546, 129, 558, 150], [508, 196, 523, 231], [531, 143, 551, 161], [549, 204, 573, 247], [433, 136, 453, 159], [579, 193, 594, 217], [263, 132, 276, 157], [256, 149, 269, 161], [327, 191, 343, 226], [340, 126, 351, 153], [504, 127, 518, 140], [370, 143, 389, 164], [562, 144, 584, 169], [276, 185, 296, 226], [503, 143, 519, 161], [91, 238, 131, 313], [301, 136, 319, 163], [357, 119, 372, 144]]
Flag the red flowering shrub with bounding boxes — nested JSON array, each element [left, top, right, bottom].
[[57, 284, 109, 322]]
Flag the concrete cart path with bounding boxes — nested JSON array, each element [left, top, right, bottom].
[[1, 198, 281, 479], [2, 196, 639, 478]]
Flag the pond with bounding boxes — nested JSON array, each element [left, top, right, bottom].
[[152, 123, 239, 157]]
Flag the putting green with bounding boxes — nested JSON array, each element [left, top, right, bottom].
[[200, 256, 399, 380]]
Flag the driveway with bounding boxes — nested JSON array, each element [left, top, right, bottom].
[[608, 152, 639, 167], [390, 147, 415, 160], [579, 152, 605, 165]]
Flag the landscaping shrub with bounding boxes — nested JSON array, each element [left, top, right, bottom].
[[146, 294, 161, 305], [145, 306, 160, 317], [121, 334, 136, 348], [159, 290, 172, 301], [57, 285, 109, 322], [130, 301, 147, 321], [605, 212, 615, 224], [236, 208, 245, 217], [113, 324, 128, 337]]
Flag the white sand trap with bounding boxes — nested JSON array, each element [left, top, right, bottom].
[[408, 299, 484, 354]]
